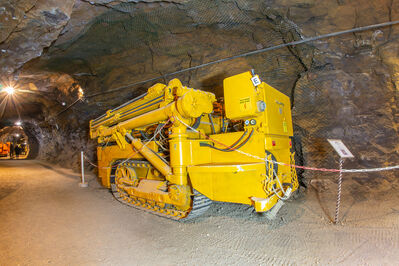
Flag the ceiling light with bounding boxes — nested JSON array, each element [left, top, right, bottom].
[[4, 86, 14, 95], [15, 121, 22, 126]]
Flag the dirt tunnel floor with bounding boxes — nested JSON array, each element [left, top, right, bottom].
[[0, 160, 398, 265]]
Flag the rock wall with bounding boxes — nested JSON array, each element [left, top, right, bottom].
[[23, 119, 97, 170]]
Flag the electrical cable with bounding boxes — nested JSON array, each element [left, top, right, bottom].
[[200, 129, 254, 152], [221, 117, 229, 133], [224, 130, 248, 150], [208, 114, 216, 134], [116, 118, 171, 167], [85, 20, 399, 99], [272, 168, 290, 200], [192, 115, 202, 129], [229, 129, 254, 151], [154, 123, 169, 151], [49, 20, 399, 125], [39, 98, 82, 125], [200, 130, 248, 151]]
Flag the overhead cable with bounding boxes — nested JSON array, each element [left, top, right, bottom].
[[85, 20, 399, 99]]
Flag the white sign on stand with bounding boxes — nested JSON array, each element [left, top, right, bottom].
[[328, 139, 354, 159]]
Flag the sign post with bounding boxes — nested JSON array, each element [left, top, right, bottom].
[[79, 151, 88, 188], [327, 139, 354, 224]]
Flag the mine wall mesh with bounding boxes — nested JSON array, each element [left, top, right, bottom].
[[56, 0, 399, 182]]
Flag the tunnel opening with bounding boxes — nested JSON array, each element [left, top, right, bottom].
[[0, 125, 37, 160], [22, 123, 40, 160]]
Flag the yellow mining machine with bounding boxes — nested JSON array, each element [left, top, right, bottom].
[[90, 71, 298, 220], [0, 142, 11, 157]]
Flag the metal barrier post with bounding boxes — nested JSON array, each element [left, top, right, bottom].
[[327, 139, 354, 225], [334, 158, 344, 224], [79, 151, 88, 188]]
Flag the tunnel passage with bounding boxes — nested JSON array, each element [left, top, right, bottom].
[[0, 125, 39, 160], [20, 123, 40, 160]]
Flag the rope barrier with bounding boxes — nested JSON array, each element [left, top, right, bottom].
[[341, 165, 399, 173], [85, 130, 399, 173], [83, 155, 99, 168], [82, 116, 399, 174], [174, 116, 399, 174]]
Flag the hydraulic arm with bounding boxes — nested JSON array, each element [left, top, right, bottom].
[[90, 71, 298, 220]]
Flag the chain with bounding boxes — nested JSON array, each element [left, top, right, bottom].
[[262, 154, 274, 196], [290, 152, 299, 190]]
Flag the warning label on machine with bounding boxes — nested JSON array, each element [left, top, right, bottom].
[[240, 97, 251, 112]]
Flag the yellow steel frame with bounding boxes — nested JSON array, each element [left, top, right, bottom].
[[90, 72, 298, 214]]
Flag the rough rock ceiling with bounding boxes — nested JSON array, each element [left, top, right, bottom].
[[0, 125, 27, 142], [0, 0, 187, 121], [0, 0, 75, 75], [1, 0, 397, 117], [0, 0, 184, 75]]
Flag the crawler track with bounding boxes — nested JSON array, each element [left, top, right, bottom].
[[110, 160, 212, 220]]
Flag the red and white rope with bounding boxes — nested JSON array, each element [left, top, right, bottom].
[[176, 116, 399, 173]]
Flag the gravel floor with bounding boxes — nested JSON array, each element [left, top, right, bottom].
[[0, 160, 398, 265]]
